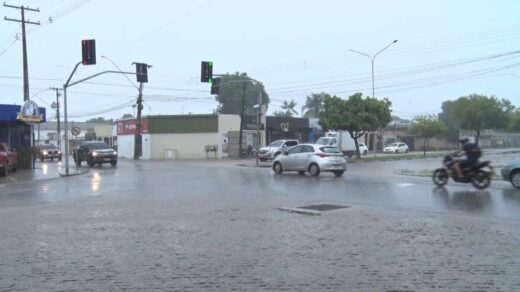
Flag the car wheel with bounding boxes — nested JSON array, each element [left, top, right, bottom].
[[40, 156, 44, 162], [2, 163, 7, 177], [395, 150, 398, 153], [333, 170, 344, 177], [309, 163, 320, 176], [51, 158, 54, 161], [405, 149, 409, 153], [273, 162, 283, 174], [87, 158, 95, 167], [510, 170, 520, 189], [298, 171, 305, 175], [363, 150, 368, 155], [111, 160, 117, 167]]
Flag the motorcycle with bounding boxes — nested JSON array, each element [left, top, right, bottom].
[[432, 154, 493, 190]]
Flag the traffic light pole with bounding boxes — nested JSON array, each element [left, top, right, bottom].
[[62, 67, 136, 176]]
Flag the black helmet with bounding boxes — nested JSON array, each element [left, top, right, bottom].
[[459, 137, 469, 143]]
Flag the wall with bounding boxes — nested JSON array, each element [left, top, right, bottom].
[[149, 133, 221, 159], [117, 134, 151, 159]]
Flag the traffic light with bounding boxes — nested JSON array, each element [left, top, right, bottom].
[[211, 77, 220, 94], [135, 62, 148, 83], [201, 61, 213, 83], [81, 39, 96, 65]]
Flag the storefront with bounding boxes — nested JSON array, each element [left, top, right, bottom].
[[0, 104, 46, 149], [265, 116, 313, 144], [116, 114, 241, 159]]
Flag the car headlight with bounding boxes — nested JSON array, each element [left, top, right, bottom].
[[92, 151, 98, 156], [113, 151, 117, 155], [43, 151, 48, 155], [58, 151, 61, 154]]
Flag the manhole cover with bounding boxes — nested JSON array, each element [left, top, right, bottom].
[[297, 204, 349, 211]]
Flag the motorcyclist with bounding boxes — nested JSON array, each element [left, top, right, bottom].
[[453, 137, 480, 179]]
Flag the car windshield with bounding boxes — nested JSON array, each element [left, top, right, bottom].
[[319, 146, 341, 153], [269, 141, 284, 147], [388, 143, 399, 147], [39, 145, 56, 149], [86, 143, 110, 150], [315, 137, 330, 145]]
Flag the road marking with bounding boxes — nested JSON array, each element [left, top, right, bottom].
[[396, 183, 415, 187], [8, 176, 17, 183]]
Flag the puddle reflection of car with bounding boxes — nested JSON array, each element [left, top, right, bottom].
[[501, 159, 520, 189], [383, 142, 409, 154], [37, 144, 62, 162], [272, 144, 347, 177]]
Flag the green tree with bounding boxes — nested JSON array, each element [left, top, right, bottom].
[[508, 110, 520, 132], [319, 92, 392, 159], [440, 94, 513, 146], [121, 113, 134, 119], [86, 117, 113, 123], [214, 72, 269, 115], [280, 99, 298, 117], [409, 115, 446, 157], [214, 72, 269, 157], [301, 92, 329, 118], [438, 100, 461, 143]]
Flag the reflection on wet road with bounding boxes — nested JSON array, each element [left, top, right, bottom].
[[1, 159, 520, 220]]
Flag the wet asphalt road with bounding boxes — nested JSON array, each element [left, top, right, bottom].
[[1, 156, 519, 290]]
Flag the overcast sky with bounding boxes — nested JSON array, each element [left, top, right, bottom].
[[1, 0, 519, 122]]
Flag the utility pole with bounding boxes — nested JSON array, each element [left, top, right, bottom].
[[50, 87, 62, 150], [134, 82, 144, 160], [4, 3, 40, 101], [132, 62, 151, 160], [238, 81, 247, 158]]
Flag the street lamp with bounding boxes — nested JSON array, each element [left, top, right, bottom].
[[350, 39, 398, 98], [350, 40, 398, 156]]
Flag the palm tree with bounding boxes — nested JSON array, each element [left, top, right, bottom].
[[301, 92, 328, 118], [281, 99, 298, 117]]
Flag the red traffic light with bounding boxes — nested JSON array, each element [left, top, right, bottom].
[[81, 39, 96, 65]]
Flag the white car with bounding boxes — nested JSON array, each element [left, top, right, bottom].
[[272, 144, 347, 177], [358, 143, 368, 155], [383, 142, 409, 153]]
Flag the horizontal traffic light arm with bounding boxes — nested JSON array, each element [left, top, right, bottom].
[[66, 70, 136, 88]]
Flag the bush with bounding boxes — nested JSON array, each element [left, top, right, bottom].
[[16, 147, 37, 169]]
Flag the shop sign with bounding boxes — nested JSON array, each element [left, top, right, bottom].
[[17, 100, 43, 123]]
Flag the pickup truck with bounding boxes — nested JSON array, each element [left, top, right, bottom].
[[0, 142, 17, 176], [258, 139, 299, 161]]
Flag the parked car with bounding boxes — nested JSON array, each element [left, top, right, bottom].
[[258, 139, 299, 161], [0, 142, 17, 176], [501, 159, 520, 189], [73, 141, 117, 167], [383, 142, 409, 153], [272, 144, 347, 177], [358, 143, 368, 155], [37, 144, 62, 161]]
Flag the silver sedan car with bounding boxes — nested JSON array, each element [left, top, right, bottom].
[[272, 144, 347, 177]]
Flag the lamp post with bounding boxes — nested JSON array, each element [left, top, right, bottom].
[[350, 40, 398, 156], [350, 40, 398, 98]]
